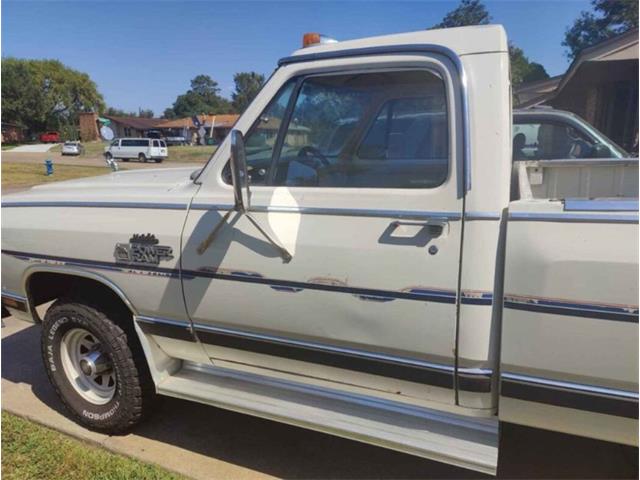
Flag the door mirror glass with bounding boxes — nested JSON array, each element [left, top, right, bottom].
[[230, 129, 250, 212]]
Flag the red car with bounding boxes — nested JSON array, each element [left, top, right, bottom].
[[39, 131, 60, 143]]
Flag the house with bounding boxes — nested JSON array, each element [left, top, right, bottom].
[[94, 113, 241, 145], [155, 114, 240, 144], [1, 123, 25, 144], [515, 28, 639, 153], [103, 115, 166, 139]]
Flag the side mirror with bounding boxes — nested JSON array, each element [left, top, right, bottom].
[[198, 129, 292, 263], [230, 130, 250, 212]]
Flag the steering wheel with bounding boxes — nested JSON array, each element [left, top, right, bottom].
[[297, 146, 331, 168]]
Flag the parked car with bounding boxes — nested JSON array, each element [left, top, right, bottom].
[[513, 108, 629, 161], [165, 135, 187, 146], [61, 141, 84, 156], [39, 131, 60, 143], [1, 26, 638, 476], [146, 130, 163, 139], [104, 138, 168, 163]]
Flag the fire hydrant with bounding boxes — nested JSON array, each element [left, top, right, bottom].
[[44, 159, 54, 176]]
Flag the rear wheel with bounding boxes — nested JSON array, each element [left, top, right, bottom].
[[155, 158, 163, 163], [138, 153, 147, 163], [41, 299, 155, 433]]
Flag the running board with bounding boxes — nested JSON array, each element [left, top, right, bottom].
[[157, 362, 498, 474]]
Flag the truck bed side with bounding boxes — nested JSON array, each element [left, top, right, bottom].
[[500, 159, 639, 445]]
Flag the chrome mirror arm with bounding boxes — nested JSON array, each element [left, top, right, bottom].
[[244, 212, 292, 263], [196, 208, 292, 263]]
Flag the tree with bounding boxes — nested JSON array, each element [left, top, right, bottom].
[[169, 75, 231, 117], [104, 107, 155, 118], [429, 0, 549, 86], [509, 45, 550, 85], [162, 107, 177, 119], [431, 0, 490, 29], [232, 72, 265, 113], [563, 0, 638, 59], [2, 58, 105, 132]]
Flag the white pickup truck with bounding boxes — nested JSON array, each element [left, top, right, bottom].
[[2, 25, 638, 475]]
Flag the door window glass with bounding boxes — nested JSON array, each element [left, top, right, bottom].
[[236, 80, 296, 185], [272, 70, 449, 188], [513, 121, 597, 160]]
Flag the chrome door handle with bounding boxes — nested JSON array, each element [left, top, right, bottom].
[[389, 218, 448, 238]]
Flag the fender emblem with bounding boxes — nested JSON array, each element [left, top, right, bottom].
[[114, 234, 174, 266]]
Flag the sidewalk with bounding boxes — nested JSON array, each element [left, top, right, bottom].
[[1, 315, 469, 480]]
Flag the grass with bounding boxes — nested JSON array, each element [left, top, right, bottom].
[[2, 162, 109, 188], [2, 412, 184, 480], [50, 142, 215, 164], [2, 144, 17, 150], [49, 141, 107, 157], [166, 144, 216, 163]]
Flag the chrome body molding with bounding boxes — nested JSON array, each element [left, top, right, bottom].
[[137, 315, 190, 328], [501, 372, 638, 400], [3, 249, 494, 306], [190, 203, 462, 221], [1, 290, 27, 302], [1, 201, 188, 210], [192, 321, 457, 373], [504, 293, 638, 323], [508, 211, 639, 224], [279, 43, 472, 193], [1, 289, 29, 314], [535, 158, 638, 167], [501, 371, 638, 419], [135, 314, 493, 392], [563, 199, 639, 212], [464, 212, 501, 221]]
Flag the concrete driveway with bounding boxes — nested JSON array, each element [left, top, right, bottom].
[[8, 143, 57, 153]]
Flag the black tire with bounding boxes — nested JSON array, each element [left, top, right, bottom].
[[41, 299, 155, 433], [138, 153, 147, 163], [155, 158, 163, 163]]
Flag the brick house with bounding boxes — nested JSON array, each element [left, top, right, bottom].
[[515, 28, 639, 154]]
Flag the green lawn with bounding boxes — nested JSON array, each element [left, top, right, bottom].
[[49, 142, 215, 164], [2, 162, 109, 188], [166, 144, 216, 163], [49, 141, 107, 157], [2, 412, 184, 480]]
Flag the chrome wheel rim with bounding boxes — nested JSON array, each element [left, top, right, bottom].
[[60, 327, 116, 405]]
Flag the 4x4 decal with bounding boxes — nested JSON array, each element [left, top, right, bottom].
[[114, 234, 174, 266]]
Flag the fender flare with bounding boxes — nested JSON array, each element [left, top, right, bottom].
[[22, 264, 139, 319]]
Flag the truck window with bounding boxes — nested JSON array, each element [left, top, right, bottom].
[[271, 70, 448, 188], [513, 121, 597, 160], [240, 80, 296, 185]]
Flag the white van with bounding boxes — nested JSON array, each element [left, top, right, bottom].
[[104, 138, 168, 163]]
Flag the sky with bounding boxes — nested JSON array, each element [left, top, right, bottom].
[[2, 0, 592, 115]]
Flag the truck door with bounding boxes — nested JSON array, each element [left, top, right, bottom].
[[181, 55, 467, 407]]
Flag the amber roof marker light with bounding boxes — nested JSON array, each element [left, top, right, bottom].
[[302, 33, 338, 48]]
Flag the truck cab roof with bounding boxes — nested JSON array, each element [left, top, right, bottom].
[[286, 25, 508, 60]]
